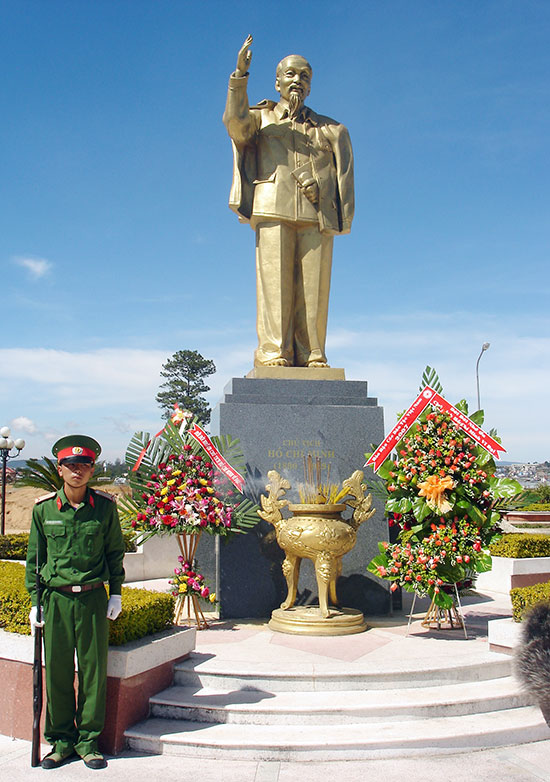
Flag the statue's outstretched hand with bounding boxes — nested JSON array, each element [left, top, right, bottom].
[[235, 34, 253, 77]]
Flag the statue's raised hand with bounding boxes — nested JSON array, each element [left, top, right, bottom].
[[235, 34, 253, 77]]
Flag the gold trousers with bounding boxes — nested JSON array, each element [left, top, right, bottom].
[[254, 220, 334, 367]]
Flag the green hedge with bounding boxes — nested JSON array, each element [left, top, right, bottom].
[[0, 562, 32, 634], [510, 581, 550, 622], [107, 587, 174, 646], [488, 533, 550, 559], [519, 503, 550, 512], [0, 534, 29, 560], [122, 530, 138, 553], [0, 531, 137, 561], [0, 562, 174, 645]]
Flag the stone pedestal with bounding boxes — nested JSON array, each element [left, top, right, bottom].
[[207, 375, 390, 620]]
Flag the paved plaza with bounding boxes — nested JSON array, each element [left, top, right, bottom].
[[2, 731, 550, 781], [2, 590, 549, 781]]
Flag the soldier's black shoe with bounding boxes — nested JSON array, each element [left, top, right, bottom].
[[82, 752, 107, 769], [41, 750, 74, 769]]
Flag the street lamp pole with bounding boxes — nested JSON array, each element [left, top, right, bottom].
[[476, 342, 491, 412], [0, 427, 26, 536]]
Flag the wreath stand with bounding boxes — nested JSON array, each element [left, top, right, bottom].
[[173, 532, 210, 630], [406, 583, 468, 639]]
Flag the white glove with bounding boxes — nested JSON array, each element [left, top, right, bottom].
[[29, 606, 44, 636], [106, 594, 122, 621]]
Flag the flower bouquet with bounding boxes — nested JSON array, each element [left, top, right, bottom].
[[367, 385, 521, 612], [132, 449, 234, 537], [119, 410, 259, 542], [170, 555, 217, 630], [118, 409, 260, 628]]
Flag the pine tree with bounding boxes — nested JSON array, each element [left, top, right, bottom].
[[156, 350, 216, 424]]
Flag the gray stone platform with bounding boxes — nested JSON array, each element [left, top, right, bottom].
[[208, 376, 388, 619]]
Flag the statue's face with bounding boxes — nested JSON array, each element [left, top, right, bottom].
[[275, 56, 312, 104]]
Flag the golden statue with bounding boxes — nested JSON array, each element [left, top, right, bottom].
[[259, 470, 374, 633], [223, 35, 354, 369]]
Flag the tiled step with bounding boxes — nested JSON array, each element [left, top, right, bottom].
[[149, 676, 533, 725], [173, 651, 513, 691], [125, 706, 550, 760]]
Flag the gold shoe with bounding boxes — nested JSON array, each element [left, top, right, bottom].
[[264, 358, 290, 367]]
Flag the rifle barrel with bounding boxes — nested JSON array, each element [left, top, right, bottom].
[[31, 551, 43, 768]]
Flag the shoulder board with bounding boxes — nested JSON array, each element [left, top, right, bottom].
[[92, 489, 116, 502], [35, 491, 57, 505], [251, 99, 277, 110]]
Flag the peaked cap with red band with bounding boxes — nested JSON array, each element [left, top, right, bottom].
[[53, 435, 101, 465]]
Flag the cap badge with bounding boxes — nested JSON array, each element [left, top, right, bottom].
[[72, 446, 84, 455]]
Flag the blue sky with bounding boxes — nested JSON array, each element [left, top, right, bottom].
[[1, 0, 549, 463]]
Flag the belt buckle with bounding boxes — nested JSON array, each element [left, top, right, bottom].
[[72, 585, 82, 593]]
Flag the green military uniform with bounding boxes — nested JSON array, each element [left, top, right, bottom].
[[25, 479, 125, 758]]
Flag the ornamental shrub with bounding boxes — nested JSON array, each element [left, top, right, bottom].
[[518, 503, 550, 512], [0, 534, 29, 561], [510, 582, 550, 622], [0, 532, 136, 561], [107, 587, 175, 646], [489, 534, 550, 559], [0, 561, 174, 645], [122, 530, 138, 553], [0, 562, 32, 633]]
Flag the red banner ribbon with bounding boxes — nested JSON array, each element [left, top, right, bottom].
[[187, 423, 245, 492], [430, 393, 505, 459], [365, 387, 506, 472]]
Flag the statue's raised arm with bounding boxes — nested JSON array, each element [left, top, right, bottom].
[[235, 34, 253, 77]]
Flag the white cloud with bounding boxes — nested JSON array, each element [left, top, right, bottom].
[[0, 347, 168, 460], [0, 348, 165, 408], [10, 416, 37, 434], [13, 256, 53, 279]]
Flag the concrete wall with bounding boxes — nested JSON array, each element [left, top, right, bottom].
[[476, 556, 550, 594], [123, 534, 182, 582]]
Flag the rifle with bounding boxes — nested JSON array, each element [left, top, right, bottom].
[[31, 549, 43, 767]]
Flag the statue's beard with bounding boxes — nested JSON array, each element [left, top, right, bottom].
[[288, 92, 303, 119]]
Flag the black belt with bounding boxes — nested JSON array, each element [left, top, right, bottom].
[[57, 581, 104, 594]]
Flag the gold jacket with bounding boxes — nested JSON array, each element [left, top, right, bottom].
[[223, 74, 354, 236]]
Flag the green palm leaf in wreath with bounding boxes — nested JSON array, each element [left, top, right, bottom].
[[125, 431, 157, 494], [232, 497, 263, 531], [210, 433, 247, 476], [419, 365, 443, 395], [160, 418, 203, 457], [117, 492, 142, 528], [17, 457, 63, 492], [18, 457, 101, 492]]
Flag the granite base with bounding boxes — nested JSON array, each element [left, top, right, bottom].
[[208, 376, 390, 619]]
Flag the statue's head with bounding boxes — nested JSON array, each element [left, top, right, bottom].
[[275, 55, 313, 114]]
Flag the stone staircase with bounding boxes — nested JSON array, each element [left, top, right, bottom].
[[124, 649, 550, 760]]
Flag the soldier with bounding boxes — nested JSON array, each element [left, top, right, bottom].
[[25, 435, 125, 770]]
